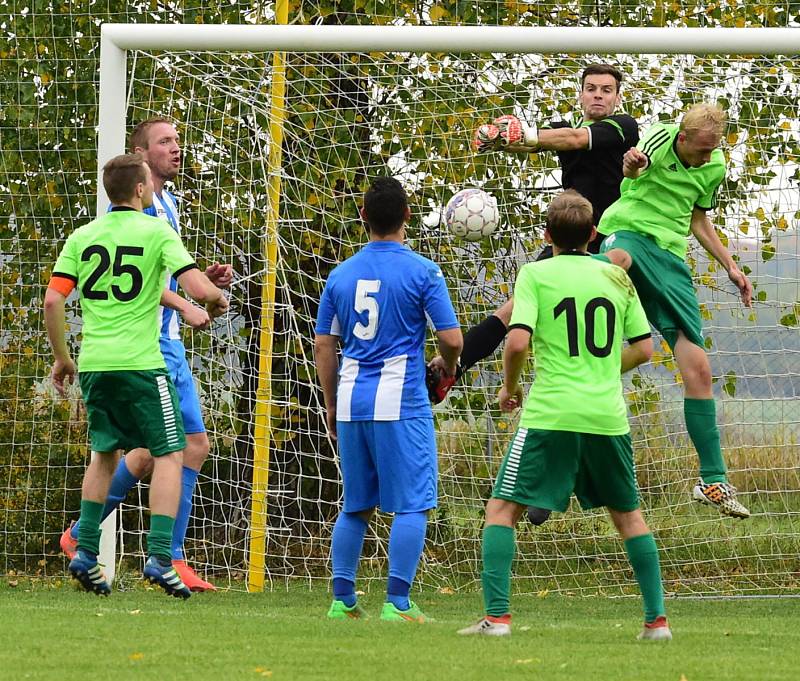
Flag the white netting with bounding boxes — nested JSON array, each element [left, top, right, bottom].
[[3, 44, 799, 594]]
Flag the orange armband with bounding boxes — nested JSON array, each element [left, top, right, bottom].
[[48, 274, 77, 297]]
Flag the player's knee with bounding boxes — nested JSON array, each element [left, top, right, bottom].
[[608, 508, 648, 539], [485, 498, 524, 527], [125, 448, 154, 479], [682, 355, 712, 390], [183, 432, 210, 471]]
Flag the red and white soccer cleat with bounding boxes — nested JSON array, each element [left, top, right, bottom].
[[637, 615, 672, 641], [172, 559, 217, 592], [457, 614, 512, 637]]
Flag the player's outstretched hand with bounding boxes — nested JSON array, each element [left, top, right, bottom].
[[622, 148, 648, 177], [205, 263, 233, 289], [498, 384, 523, 413], [182, 304, 211, 330], [206, 294, 229, 319], [729, 266, 753, 307], [51, 357, 76, 397]]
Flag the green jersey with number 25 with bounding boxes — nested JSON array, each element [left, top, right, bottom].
[[508, 253, 651, 436], [52, 209, 196, 372]]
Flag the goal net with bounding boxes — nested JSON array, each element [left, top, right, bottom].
[[3, 27, 799, 596]]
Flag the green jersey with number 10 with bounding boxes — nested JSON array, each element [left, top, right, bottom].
[[52, 209, 196, 372], [509, 253, 651, 435]]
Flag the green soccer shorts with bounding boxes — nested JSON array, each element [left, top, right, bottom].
[[492, 428, 640, 513], [600, 229, 704, 350], [79, 369, 186, 457]]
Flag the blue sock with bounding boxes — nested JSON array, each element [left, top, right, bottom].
[[70, 457, 139, 540], [387, 511, 428, 611], [171, 467, 199, 561], [331, 512, 368, 607]]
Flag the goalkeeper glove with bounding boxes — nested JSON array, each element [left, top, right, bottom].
[[425, 363, 463, 404], [473, 123, 501, 153], [493, 114, 539, 149]]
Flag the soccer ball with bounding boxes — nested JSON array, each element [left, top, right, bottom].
[[443, 188, 499, 242]]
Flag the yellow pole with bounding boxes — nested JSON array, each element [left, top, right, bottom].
[[248, 0, 289, 592]]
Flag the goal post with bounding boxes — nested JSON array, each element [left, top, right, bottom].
[[93, 24, 800, 594]]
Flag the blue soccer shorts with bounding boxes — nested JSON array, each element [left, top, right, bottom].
[[336, 417, 437, 514], [159, 338, 206, 435]]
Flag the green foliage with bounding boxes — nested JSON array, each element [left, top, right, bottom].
[[2, 1, 800, 584]]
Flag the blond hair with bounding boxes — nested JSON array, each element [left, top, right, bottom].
[[680, 103, 726, 138]]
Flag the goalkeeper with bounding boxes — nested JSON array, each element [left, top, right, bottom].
[[458, 190, 670, 641]]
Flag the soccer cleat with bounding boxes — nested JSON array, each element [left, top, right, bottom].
[[457, 615, 512, 637], [143, 556, 191, 599], [60, 522, 78, 560], [69, 550, 111, 596], [327, 599, 368, 620], [637, 616, 672, 641], [692, 479, 750, 518], [425, 364, 463, 404], [380, 600, 429, 623], [172, 559, 216, 592]]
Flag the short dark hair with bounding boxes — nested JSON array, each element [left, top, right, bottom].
[[581, 63, 623, 92], [129, 117, 175, 152], [363, 177, 408, 236], [546, 190, 594, 250], [103, 153, 148, 204]]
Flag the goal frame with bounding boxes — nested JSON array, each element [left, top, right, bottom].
[[96, 22, 799, 589]]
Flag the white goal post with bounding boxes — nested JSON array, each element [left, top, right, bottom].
[[94, 24, 800, 592]]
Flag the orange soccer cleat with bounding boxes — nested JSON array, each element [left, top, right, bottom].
[[172, 559, 217, 592]]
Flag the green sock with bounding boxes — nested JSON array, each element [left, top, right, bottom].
[[625, 533, 665, 623], [77, 500, 105, 557], [147, 515, 175, 562], [481, 524, 515, 617], [684, 398, 727, 483]]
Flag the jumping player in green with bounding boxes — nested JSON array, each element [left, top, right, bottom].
[[458, 190, 670, 641], [599, 103, 753, 518], [44, 153, 228, 597]]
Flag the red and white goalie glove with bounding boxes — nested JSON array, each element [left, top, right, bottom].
[[473, 123, 501, 153], [492, 114, 539, 149]]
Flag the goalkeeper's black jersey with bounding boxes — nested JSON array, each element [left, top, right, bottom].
[[549, 113, 639, 231]]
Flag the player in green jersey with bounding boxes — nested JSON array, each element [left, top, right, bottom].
[[44, 153, 228, 597], [599, 103, 753, 519], [458, 190, 670, 641]]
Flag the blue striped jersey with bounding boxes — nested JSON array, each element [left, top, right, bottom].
[[145, 191, 182, 340], [315, 240, 459, 421]]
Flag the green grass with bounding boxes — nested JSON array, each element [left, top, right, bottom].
[[3, 581, 799, 680]]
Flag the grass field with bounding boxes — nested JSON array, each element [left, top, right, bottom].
[[2, 581, 798, 681]]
